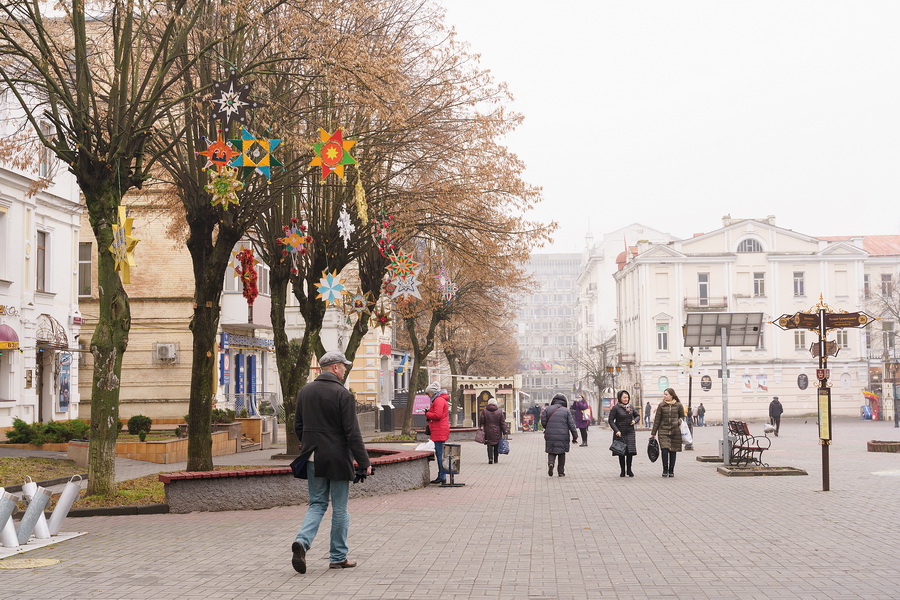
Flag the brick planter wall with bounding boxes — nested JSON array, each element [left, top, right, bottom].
[[867, 440, 900, 453]]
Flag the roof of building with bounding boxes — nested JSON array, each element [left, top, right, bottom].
[[615, 246, 639, 270], [818, 235, 900, 256]]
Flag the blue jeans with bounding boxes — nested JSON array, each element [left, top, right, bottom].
[[699, 416, 705, 427], [433, 440, 447, 481], [294, 461, 351, 563]]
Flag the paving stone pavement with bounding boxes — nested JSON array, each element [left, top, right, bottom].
[[2, 417, 900, 599]]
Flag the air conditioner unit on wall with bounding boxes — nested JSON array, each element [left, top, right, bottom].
[[156, 343, 177, 361]]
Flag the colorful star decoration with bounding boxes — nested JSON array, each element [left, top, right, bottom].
[[109, 206, 140, 284], [232, 246, 259, 305], [206, 167, 244, 210], [438, 269, 459, 301], [387, 250, 420, 279], [337, 205, 356, 248], [372, 212, 395, 258], [211, 71, 265, 126], [198, 130, 241, 172], [278, 219, 312, 256], [309, 128, 357, 180], [371, 305, 393, 332], [230, 126, 283, 182], [346, 289, 373, 315], [316, 270, 347, 306], [391, 272, 423, 301]]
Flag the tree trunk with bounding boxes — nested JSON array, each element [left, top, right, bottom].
[[86, 201, 131, 496], [270, 272, 306, 456]]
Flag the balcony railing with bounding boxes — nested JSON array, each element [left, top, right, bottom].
[[867, 348, 900, 361], [618, 353, 636, 364], [683, 297, 728, 310]]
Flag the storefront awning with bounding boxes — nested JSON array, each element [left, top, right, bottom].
[[0, 324, 19, 350]]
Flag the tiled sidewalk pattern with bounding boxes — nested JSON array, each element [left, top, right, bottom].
[[2, 418, 899, 599]]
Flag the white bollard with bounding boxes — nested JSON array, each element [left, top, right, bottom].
[[47, 475, 82, 535], [16, 487, 52, 546], [0, 489, 19, 548], [21, 477, 51, 539]]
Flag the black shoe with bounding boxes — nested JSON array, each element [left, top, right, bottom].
[[329, 559, 357, 569], [627, 470, 634, 477], [662, 471, 669, 477], [291, 542, 307, 574], [488, 460, 493, 464], [668, 472, 674, 478], [430, 477, 445, 484], [548, 464, 554, 477], [558, 472, 565, 477], [620, 471, 626, 477]]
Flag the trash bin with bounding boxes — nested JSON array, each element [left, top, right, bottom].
[[380, 405, 394, 432], [440, 443, 465, 487]]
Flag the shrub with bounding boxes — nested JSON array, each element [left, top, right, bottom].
[[138, 431, 147, 442], [6, 418, 42, 444], [6, 418, 90, 444], [127, 415, 153, 436], [211, 408, 234, 424], [237, 408, 249, 418]]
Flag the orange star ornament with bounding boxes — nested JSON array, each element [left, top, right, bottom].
[[309, 128, 357, 180]]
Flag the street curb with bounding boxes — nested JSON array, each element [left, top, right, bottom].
[[3, 474, 89, 494], [12, 503, 170, 519]]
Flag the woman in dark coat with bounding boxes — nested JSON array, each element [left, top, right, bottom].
[[571, 395, 590, 446], [650, 387, 686, 477], [541, 393, 578, 477], [481, 398, 507, 464], [608, 389, 638, 477]]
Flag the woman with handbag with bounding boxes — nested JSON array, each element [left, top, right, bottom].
[[571, 394, 590, 447], [481, 397, 506, 464], [650, 388, 686, 477], [424, 381, 450, 484], [608, 389, 639, 477]]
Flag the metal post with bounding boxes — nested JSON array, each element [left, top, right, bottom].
[[16, 487, 52, 545], [820, 307, 830, 491], [721, 326, 730, 465], [0, 490, 19, 548]]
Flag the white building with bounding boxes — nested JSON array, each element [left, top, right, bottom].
[[0, 102, 83, 428], [614, 216, 900, 421]]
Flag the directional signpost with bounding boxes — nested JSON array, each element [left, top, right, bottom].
[[773, 297, 876, 491]]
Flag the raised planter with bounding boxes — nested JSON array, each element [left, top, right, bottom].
[[867, 440, 900, 453], [159, 446, 432, 513], [415, 427, 481, 442], [0, 442, 70, 452], [717, 466, 808, 477]]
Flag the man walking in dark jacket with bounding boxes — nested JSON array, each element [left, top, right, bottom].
[[292, 351, 371, 574], [768, 396, 783, 436]]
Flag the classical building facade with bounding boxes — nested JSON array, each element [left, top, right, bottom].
[[0, 104, 83, 428], [614, 216, 900, 421], [515, 253, 580, 406]]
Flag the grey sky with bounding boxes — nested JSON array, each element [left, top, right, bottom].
[[441, 1, 900, 252]]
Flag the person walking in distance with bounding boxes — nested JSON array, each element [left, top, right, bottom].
[[571, 394, 590, 447], [542, 393, 579, 477], [644, 401, 652, 428], [698, 403, 706, 427], [608, 390, 639, 477], [650, 388, 686, 477], [481, 397, 507, 464], [769, 396, 783, 436], [425, 381, 450, 483], [292, 351, 371, 573]]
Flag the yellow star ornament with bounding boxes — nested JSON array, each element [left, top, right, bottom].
[[109, 206, 140, 284]]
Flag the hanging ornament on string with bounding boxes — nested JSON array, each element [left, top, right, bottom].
[[309, 128, 357, 180], [337, 205, 356, 248], [354, 174, 368, 223], [437, 268, 459, 302], [371, 304, 393, 332], [109, 206, 140, 284], [277, 218, 312, 274], [316, 270, 347, 307], [197, 130, 240, 172], [391, 271, 423, 301], [210, 70, 265, 127], [386, 249, 420, 279], [346, 288, 374, 315], [372, 211, 395, 258], [232, 245, 259, 306], [229, 126, 283, 182], [206, 167, 244, 210]]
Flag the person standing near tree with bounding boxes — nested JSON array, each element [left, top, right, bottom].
[[425, 381, 450, 483], [769, 396, 783, 436], [292, 351, 371, 573], [571, 394, 590, 447]]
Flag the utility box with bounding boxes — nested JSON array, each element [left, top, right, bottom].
[[380, 405, 394, 432]]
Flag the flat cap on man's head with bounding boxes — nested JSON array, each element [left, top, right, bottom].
[[319, 351, 352, 367]]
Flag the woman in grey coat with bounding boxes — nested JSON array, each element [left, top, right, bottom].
[[608, 389, 639, 477], [541, 393, 579, 477], [650, 388, 686, 477]]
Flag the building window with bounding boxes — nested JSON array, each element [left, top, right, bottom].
[[36, 230, 47, 292], [737, 239, 763, 253], [863, 274, 870, 299], [657, 323, 669, 351], [835, 329, 849, 349], [257, 263, 270, 296], [756, 325, 765, 350], [698, 273, 709, 306], [793, 272, 804, 297], [882, 274, 893, 296], [794, 330, 806, 350], [753, 272, 765, 297], [0, 207, 6, 280], [78, 242, 92, 297], [39, 121, 53, 178]]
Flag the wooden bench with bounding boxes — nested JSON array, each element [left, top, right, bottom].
[[728, 421, 771, 466]]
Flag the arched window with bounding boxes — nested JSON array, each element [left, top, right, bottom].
[[737, 239, 763, 253]]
